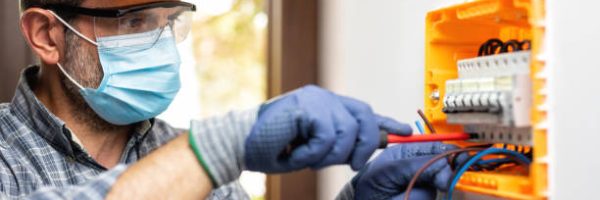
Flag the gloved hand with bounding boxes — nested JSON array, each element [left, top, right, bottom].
[[245, 85, 412, 172], [337, 142, 461, 200], [189, 85, 412, 187]]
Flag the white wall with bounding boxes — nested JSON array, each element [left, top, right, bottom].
[[318, 0, 466, 199], [546, 0, 600, 199], [320, 1, 600, 199]]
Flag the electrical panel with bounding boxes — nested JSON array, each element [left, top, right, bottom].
[[445, 51, 532, 146], [424, 0, 547, 199]]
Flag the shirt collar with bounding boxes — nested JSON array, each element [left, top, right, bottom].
[[10, 66, 153, 156]]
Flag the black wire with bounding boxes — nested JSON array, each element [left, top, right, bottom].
[[478, 38, 503, 56], [451, 154, 478, 173], [478, 42, 488, 56], [488, 42, 503, 55], [486, 39, 504, 55], [451, 144, 523, 171], [524, 148, 533, 160], [502, 40, 520, 53], [519, 40, 532, 50], [478, 39, 532, 56], [478, 160, 518, 171], [448, 144, 493, 171]]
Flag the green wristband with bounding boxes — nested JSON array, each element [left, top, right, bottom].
[[188, 131, 218, 187]]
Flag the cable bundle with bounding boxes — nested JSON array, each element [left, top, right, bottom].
[[477, 38, 531, 56], [403, 147, 531, 200]]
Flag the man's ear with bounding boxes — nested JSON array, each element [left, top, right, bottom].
[[19, 8, 65, 66]]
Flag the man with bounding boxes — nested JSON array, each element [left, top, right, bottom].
[[0, 0, 458, 199]]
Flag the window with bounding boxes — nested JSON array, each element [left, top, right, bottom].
[[158, 0, 268, 199]]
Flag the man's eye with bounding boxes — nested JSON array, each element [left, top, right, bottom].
[[119, 15, 149, 32], [125, 18, 144, 29]]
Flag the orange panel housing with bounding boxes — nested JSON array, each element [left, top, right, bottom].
[[424, 0, 547, 199]]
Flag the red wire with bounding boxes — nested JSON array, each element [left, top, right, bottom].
[[387, 133, 471, 143]]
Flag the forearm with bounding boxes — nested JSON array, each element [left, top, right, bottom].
[[106, 134, 212, 199]]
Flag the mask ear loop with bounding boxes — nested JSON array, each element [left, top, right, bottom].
[[47, 10, 98, 46], [56, 63, 85, 90], [48, 10, 95, 90]]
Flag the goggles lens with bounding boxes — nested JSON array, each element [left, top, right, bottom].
[[93, 6, 193, 45]]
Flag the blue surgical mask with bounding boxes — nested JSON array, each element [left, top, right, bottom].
[[55, 16, 181, 125]]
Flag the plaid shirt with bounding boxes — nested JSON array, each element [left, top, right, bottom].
[[0, 66, 249, 199]]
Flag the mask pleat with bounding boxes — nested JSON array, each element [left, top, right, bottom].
[[107, 69, 181, 93], [82, 90, 148, 125], [80, 28, 182, 125]]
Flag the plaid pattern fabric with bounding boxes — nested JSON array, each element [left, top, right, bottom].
[[0, 66, 249, 199], [335, 183, 354, 200], [190, 108, 258, 187]]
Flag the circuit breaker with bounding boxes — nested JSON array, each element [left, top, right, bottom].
[[424, 0, 547, 199]]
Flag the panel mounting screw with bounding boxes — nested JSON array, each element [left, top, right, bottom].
[[430, 90, 440, 100]]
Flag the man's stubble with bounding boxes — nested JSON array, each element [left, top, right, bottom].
[[59, 30, 129, 132]]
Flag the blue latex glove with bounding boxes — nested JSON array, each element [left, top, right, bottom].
[[351, 143, 460, 200], [244, 85, 412, 173]]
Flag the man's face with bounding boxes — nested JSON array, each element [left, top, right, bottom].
[[61, 0, 179, 89], [59, 0, 177, 129]]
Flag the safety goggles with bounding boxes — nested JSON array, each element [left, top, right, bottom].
[[40, 1, 196, 44]]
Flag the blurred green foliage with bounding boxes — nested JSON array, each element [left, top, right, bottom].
[[191, 0, 267, 117]]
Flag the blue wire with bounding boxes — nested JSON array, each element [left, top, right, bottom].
[[445, 148, 531, 200], [415, 121, 425, 134]]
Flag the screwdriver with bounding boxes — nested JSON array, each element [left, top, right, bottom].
[[378, 132, 475, 148], [285, 132, 475, 155]]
